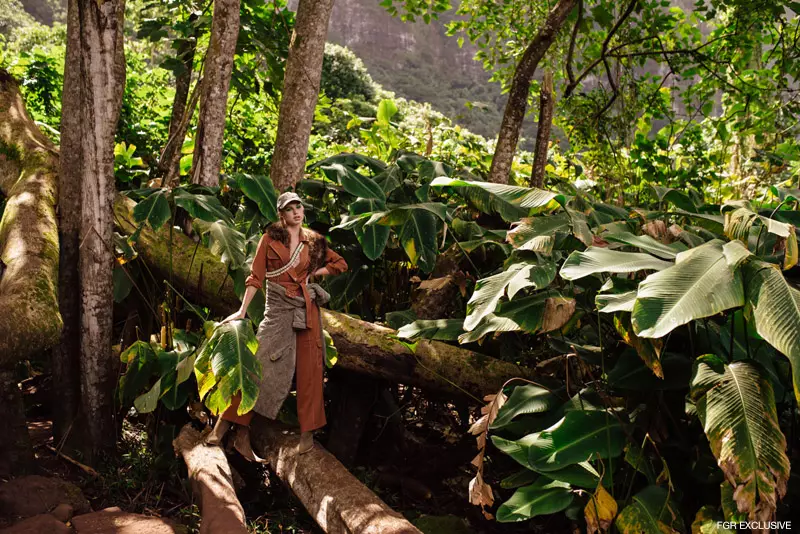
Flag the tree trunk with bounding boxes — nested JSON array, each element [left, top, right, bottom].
[[488, 0, 576, 184], [191, 0, 239, 188], [52, 0, 82, 450], [72, 0, 127, 460], [270, 0, 335, 192], [173, 425, 249, 534], [250, 418, 422, 534], [113, 195, 541, 400], [530, 69, 554, 189], [0, 70, 62, 475], [158, 29, 197, 185]]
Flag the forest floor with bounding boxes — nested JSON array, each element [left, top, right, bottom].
[[10, 368, 572, 534]]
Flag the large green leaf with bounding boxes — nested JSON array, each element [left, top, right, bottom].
[[431, 177, 566, 213], [602, 231, 686, 260], [560, 247, 673, 281], [651, 184, 698, 212], [632, 241, 744, 338], [690, 356, 790, 521], [133, 189, 171, 231], [196, 320, 262, 415], [398, 209, 439, 272], [320, 163, 384, 200], [492, 410, 625, 472], [350, 197, 389, 260], [744, 260, 800, 401], [173, 189, 234, 224], [118, 341, 157, 405], [397, 319, 464, 341], [464, 261, 557, 331], [308, 152, 387, 174], [232, 173, 278, 222], [326, 266, 372, 309], [496, 478, 574, 523], [459, 291, 575, 342], [596, 277, 639, 314], [365, 202, 449, 226], [615, 486, 684, 533], [491, 384, 560, 430], [194, 219, 246, 270], [506, 213, 573, 253]]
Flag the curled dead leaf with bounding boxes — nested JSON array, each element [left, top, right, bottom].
[[541, 297, 577, 333], [643, 220, 670, 244]]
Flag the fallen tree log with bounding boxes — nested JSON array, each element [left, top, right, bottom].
[[250, 417, 421, 534], [0, 70, 62, 475], [173, 425, 248, 534], [113, 195, 538, 400], [0, 70, 62, 363]]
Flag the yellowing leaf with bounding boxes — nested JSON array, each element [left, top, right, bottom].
[[585, 484, 618, 534]]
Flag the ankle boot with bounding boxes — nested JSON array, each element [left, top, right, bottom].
[[205, 418, 231, 446], [298, 431, 314, 455], [233, 425, 267, 463]]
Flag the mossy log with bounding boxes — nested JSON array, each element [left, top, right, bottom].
[[114, 195, 538, 400], [0, 71, 62, 364], [250, 417, 422, 534], [173, 425, 248, 534]]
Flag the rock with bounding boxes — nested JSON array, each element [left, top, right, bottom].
[[71, 507, 183, 534], [0, 475, 90, 520], [0, 514, 71, 534], [50, 504, 73, 523]]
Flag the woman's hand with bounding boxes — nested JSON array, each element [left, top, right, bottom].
[[221, 309, 246, 324], [313, 267, 329, 277]]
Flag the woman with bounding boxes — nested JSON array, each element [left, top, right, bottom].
[[208, 192, 348, 456]]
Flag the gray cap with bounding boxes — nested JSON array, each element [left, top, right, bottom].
[[277, 192, 302, 210]]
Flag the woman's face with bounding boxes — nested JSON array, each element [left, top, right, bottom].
[[281, 201, 305, 227]]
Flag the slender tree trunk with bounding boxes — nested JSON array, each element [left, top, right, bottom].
[[191, 0, 239, 188], [74, 0, 127, 460], [270, 0, 335, 192], [158, 29, 197, 185], [530, 69, 554, 189], [488, 0, 576, 184], [53, 0, 82, 450]]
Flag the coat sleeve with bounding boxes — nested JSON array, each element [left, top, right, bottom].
[[324, 246, 348, 276], [245, 234, 268, 289]]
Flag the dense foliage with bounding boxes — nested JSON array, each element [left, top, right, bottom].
[[3, 0, 800, 531]]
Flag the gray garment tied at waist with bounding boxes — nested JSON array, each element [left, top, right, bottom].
[[252, 280, 330, 419]]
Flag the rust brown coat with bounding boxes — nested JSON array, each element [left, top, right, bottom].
[[222, 226, 348, 432]]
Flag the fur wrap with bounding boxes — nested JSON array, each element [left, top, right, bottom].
[[265, 224, 328, 274]]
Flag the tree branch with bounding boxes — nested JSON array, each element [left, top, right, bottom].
[[565, 0, 583, 87]]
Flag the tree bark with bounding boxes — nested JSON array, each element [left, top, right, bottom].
[[250, 418, 422, 534], [0, 70, 62, 475], [52, 0, 82, 449], [71, 0, 127, 460], [191, 0, 239, 188], [530, 69, 554, 189], [113, 195, 541, 400], [173, 425, 249, 534], [488, 0, 576, 184], [270, 0, 335, 192], [158, 29, 197, 186]]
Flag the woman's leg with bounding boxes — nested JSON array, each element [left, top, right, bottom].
[[295, 305, 326, 435]]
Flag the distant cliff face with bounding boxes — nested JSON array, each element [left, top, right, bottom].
[[289, 0, 509, 141]]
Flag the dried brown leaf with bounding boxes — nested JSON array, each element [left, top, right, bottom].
[[541, 297, 577, 333]]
